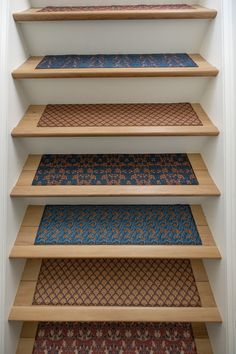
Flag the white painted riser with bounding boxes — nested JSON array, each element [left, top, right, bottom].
[[15, 136, 210, 154], [19, 20, 209, 55], [14, 196, 211, 206], [18, 77, 210, 104]]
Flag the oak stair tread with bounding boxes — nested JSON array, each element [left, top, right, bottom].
[[16, 322, 213, 354], [10, 204, 220, 259], [9, 258, 221, 323], [13, 5, 217, 21], [12, 54, 218, 79], [10, 153, 220, 197], [12, 103, 219, 137]]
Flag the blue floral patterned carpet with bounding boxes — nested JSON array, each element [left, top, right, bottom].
[[36, 53, 197, 69], [32, 154, 198, 186], [35, 205, 201, 245]]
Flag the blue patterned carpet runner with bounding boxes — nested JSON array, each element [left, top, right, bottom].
[[32, 154, 198, 186], [35, 205, 201, 245], [36, 53, 197, 69], [32, 322, 197, 354]]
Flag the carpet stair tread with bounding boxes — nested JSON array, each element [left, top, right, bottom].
[[10, 153, 220, 197], [16, 322, 213, 354], [13, 5, 217, 21], [10, 204, 220, 259], [9, 258, 221, 322], [12, 54, 218, 79], [12, 103, 219, 137]]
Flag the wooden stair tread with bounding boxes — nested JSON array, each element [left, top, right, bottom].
[[12, 54, 218, 79], [10, 204, 220, 259], [9, 258, 221, 322], [16, 322, 213, 354], [10, 153, 220, 197], [12, 103, 219, 137], [13, 5, 217, 21]]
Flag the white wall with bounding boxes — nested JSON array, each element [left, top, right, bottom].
[[2, 1, 30, 353], [2, 0, 233, 353], [221, 0, 236, 352], [198, 1, 234, 353], [230, 1, 236, 352], [0, 0, 9, 351]]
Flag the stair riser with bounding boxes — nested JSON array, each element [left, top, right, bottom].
[[16, 137, 210, 154], [20, 21, 208, 55], [19, 78, 210, 103], [10, 197, 211, 206]]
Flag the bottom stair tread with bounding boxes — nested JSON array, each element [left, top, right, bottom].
[[10, 258, 221, 322], [17, 322, 213, 354]]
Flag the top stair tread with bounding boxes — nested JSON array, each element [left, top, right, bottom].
[[13, 5, 217, 21]]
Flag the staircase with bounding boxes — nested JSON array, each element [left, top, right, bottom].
[[10, 2, 221, 354]]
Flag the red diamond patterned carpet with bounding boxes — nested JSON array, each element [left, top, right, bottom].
[[38, 103, 202, 127], [33, 259, 201, 307]]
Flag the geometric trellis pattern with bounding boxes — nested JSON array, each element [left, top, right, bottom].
[[33, 259, 201, 307], [32, 322, 198, 354], [38, 103, 203, 127], [35, 204, 202, 245]]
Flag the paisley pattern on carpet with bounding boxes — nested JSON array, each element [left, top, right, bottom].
[[36, 53, 197, 69], [33, 258, 201, 307], [35, 204, 201, 245], [32, 154, 198, 186], [37, 103, 203, 127], [32, 322, 198, 354]]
